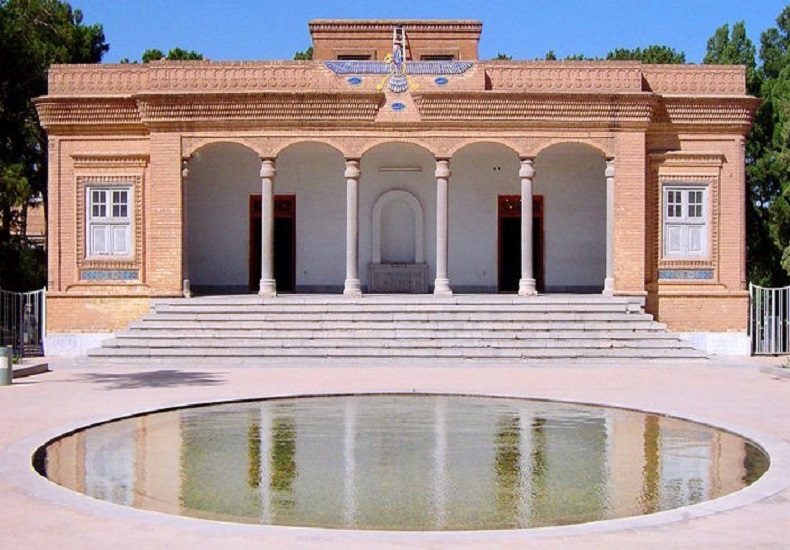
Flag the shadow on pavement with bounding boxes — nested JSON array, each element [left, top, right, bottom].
[[79, 369, 225, 389]]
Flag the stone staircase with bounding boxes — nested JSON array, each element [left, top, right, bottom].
[[85, 294, 707, 364]]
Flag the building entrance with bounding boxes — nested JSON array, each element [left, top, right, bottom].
[[250, 195, 296, 292], [498, 195, 544, 293]]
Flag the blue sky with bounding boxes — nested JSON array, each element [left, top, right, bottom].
[[75, 0, 790, 64]]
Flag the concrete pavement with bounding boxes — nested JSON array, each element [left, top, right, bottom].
[[1, 356, 790, 549]]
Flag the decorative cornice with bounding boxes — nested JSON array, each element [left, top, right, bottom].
[[414, 92, 656, 126], [146, 62, 328, 93], [649, 151, 725, 168], [309, 20, 482, 34], [642, 65, 746, 95], [72, 153, 149, 170], [45, 61, 752, 98], [47, 62, 333, 96], [654, 96, 759, 128], [325, 60, 473, 75], [484, 62, 643, 93], [35, 97, 141, 128], [47, 64, 149, 95], [136, 92, 382, 123]]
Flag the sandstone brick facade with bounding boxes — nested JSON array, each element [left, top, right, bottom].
[[35, 20, 758, 352]]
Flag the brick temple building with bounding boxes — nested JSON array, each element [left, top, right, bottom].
[[35, 20, 759, 356]]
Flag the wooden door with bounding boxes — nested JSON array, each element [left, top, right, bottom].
[[498, 195, 544, 292], [249, 195, 296, 292]]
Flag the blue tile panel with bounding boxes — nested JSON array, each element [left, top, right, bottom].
[[325, 60, 473, 75], [347, 76, 363, 85], [658, 269, 714, 280], [435, 76, 449, 86], [391, 102, 406, 111], [81, 270, 139, 281]]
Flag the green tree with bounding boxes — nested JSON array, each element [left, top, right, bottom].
[[755, 6, 790, 282], [705, 21, 759, 93], [293, 46, 313, 60], [606, 45, 686, 64], [543, 50, 557, 61], [0, 0, 108, 289], [493, 52, 512, 60], [141, 47, 203, 62], [703, 20, 784, 285]]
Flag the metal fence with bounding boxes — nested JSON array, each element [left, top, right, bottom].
[[749, 283, 790, 355], [0, 287, 46, 359]]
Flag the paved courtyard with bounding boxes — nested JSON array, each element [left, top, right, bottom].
[[2, 356, 790, 549]]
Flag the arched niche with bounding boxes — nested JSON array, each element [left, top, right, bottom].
[[372, 189, 424, 264], [369, 189, 428, 293]]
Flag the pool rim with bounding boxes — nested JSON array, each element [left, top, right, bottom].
[[20, 390, 789, 539]]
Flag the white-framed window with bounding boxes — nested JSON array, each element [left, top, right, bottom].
[[663, 185, 708, 258], [86, 186, 132, 257]]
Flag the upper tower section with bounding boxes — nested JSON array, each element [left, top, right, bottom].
[[309, 20, 482, 61]]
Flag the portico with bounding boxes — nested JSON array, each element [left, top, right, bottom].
[[180, 138, 613, 298]]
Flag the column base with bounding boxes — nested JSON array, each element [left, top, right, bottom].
[[343, 279, 362, 297], [602, 277, 615, 296], [258, 279, 277, 298], [433, 278, 453, 296], [518, 278, 537, 296]]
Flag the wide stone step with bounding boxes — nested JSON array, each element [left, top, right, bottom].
[[114, 328, 677, 340], [128, 319, 665, 332], [152, 295, 643, 307], [151, 302, 639, 314], [138, 311, 654, 323], [99, 336, 697, 350], [87, 345, 703, 359]]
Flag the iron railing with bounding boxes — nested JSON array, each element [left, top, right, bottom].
[[749, 282, 790, 355], [0, 287, 46, 359]]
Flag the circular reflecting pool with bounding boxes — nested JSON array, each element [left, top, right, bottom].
[[35, 395, 768, 531]]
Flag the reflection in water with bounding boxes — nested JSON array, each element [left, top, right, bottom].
[[642, 415, 661, 514], [494, 414, 520, 526], [38, 395, 769, 531]]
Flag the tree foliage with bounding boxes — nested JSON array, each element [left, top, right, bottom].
[[754, 6, 790, 283], [120, 47, 204, 63], [703, 20, 782, 286], [606, 45, 686, 64], [142, 47, 203, 62], [293, 46, 312, 60], [0, 0, 108, 289]]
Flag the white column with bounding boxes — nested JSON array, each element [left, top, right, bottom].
[[181, 159, 191, 298], [344, 159, 362, 296], [519, 158, 537, 296], [259, 158, 277, 297], [434, 158, 452, 295], [603, 158, 615, 296]]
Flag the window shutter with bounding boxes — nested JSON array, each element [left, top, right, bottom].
[[111, 225, 130, 255], [665, 225, 683, 255], [687, 225, 704, 255], [91, 225, 109, 255]]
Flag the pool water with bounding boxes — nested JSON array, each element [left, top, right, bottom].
[[36, 394, 768, 531]]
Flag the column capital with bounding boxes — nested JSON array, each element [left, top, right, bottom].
[[344, 158, 361, 179], [605, 158, 615, 179], [435, 158, 451, 179], [519, 157, 535, 179], [260, 158, 276, 179], [181, 159, 189, 180]]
